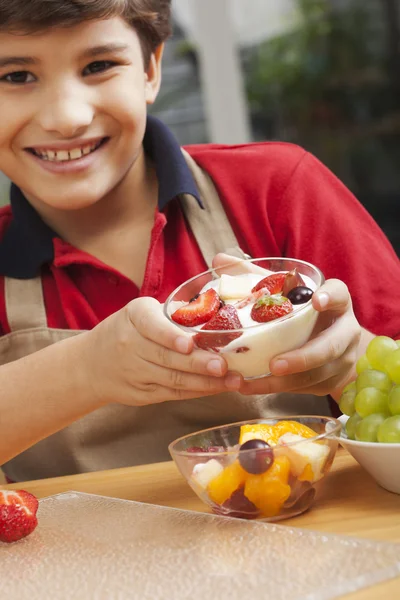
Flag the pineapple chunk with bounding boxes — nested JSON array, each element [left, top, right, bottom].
[[277, 433, 330, 482], [192, 459, 224, 489], [218, 274, 253, 301]]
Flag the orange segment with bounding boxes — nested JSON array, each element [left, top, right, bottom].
[[274, 421, 316, 439], [207, 460, 248, 505], [239, 423, 280, 446], [239, 421, 316, 447], [244, 455, 291, 518], [298, 463, 314, 482]]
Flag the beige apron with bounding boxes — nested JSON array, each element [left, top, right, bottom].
[[1, 151, 329, 481]]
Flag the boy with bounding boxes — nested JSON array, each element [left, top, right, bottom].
[[0, 0, 398, 482]]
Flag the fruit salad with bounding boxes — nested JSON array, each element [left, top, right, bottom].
[[185, 420, 334, 520], [166, 259, 323, 379], [340, 336, 400, 443]]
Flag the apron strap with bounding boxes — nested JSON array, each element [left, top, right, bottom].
[[180, 148, 250, 268], [5, 276, 47, 332]]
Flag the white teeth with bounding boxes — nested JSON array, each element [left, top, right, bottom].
[[33, 140, 103, 162], [57, 150, 69, 161], [69, 148, 83, 160]]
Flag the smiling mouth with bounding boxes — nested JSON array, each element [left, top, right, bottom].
[[26, 137, 109, 163]]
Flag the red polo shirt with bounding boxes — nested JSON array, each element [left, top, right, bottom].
[[0, 116, 399, 340]]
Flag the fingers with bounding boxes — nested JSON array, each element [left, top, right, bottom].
[[127, 297, 194, 355], [270, 314, 360, 376], [211, 253, 268, 275], [240, 356, 351, 398], [137, 359, 241, 395], [139, 336, 229, 377], [133, 361, 241, 401], [313, 279, 352, 313]]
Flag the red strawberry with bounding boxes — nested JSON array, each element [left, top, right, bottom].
[[251, 294, 293, 323], [282, 268, 306, 296], [0, 490, 39, 543], [194, 304, 242, 350], [251, 273, 286, 294], [171, 288, 221, 327]]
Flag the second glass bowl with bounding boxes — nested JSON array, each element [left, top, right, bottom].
[[169, 416, 340, 521]]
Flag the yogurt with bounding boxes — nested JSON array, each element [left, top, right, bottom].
[[197, 271, 318, 379]]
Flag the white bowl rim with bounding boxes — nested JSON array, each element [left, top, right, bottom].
[[163, 256, 325, 334], [338, 415, 400, 449]]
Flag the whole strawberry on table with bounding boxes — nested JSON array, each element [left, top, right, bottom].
[[0, 490, 39, 543]]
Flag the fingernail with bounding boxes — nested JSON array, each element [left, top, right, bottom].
[[225, 373, 241, 390], [175, 336, 190, 353], [207, 359, 223, 376], [317, 292, 329, 309], [272, 359, 289, 375]]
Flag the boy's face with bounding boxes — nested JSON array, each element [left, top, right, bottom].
[[0, 18, 162, 210]]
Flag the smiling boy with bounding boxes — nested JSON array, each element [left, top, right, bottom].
[[0, 0, 399, 482]]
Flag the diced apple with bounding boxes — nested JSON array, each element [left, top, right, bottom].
[[276, 433, 330, 482], [218, 275, 254, 301], [192, 459, 224, 489]]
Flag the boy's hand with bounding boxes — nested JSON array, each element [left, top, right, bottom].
[[82, 297, 241, 407], [240, 279, 373, 400], [210, 254, 373, 402]]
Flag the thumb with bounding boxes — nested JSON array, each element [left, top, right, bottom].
[[212, 252, 245, 270]]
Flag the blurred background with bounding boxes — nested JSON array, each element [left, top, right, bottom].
[[0, 0, 398, 253]]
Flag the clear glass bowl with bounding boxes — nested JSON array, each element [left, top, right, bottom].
[[169, 416, 341, 522], [164, 257, 324, 379]]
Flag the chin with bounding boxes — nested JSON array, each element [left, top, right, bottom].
[[39, 184, 112, 211]]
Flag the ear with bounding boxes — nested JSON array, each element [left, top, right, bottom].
[[145, 43, 164, 105]]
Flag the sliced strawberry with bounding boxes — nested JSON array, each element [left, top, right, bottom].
[[251, 273, 286, 294], [0, 490, 39, 543], [171, 288, 221, 327], [282, 268, 306, 297], [194, 304, 242, 350], [251, 294, 293, 323]]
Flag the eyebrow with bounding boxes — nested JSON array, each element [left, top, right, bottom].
[[0, 43, 130, 69]]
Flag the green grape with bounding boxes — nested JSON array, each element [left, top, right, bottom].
[[384, 348, 400, 385], [366, 336, 398, 371], [356, 354, 371, 375], [339, 381, 357, 416], [354, 388, 389, 418], [377, 415, 400, 443], [355, 413, 386, 442], [388, 386, 400, 416], [345, 412, 362, 440], [355, 369, 392, 394]]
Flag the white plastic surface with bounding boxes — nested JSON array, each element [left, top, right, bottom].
[[1, 492, 400, 599]]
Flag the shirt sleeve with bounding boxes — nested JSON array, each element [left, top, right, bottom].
[[268, 151, 400, 339]]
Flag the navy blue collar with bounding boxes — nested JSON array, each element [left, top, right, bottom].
[[0, 115, 202, 278]]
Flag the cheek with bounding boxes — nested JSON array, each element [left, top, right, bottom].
[[99, 75, 148, 136], [0, 97, 32, 148]]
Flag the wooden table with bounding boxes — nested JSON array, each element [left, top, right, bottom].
[[6, 449, 400, 599]]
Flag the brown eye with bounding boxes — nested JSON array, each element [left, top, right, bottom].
[[83, 61, 115, 75], [2, 71, 35, 84]]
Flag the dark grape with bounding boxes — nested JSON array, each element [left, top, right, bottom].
[[238, 439, 274, 474], [287, 286, 313, 305], [213, 487, 259, 519]]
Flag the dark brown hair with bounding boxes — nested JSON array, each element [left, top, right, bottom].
[[0, 0, 172, 66]]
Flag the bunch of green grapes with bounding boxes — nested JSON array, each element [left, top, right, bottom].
[[339, 336, 400, 443]]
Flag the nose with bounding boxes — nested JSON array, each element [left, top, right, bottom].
[[37, 83, 95, 138]]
